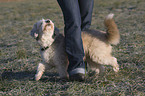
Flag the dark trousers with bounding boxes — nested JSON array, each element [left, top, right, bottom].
[[57, 0, 94, 74]]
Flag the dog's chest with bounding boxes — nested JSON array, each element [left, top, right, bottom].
[[40, 34, 66, 64], [40, 48, 55, 63]]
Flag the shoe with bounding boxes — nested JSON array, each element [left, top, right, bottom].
[[69, 73, 85, 81], [69, 61, 88, 81]]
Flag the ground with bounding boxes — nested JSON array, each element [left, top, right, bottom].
[[0, 0, 144, 95]]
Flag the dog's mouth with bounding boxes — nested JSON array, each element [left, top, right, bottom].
[[42, 19, 53, 31], [44, 19, 51, 26]]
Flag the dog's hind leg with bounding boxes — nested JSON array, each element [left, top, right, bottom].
[[95, 64, 105, 75], [92, 56, 119, 72], [111, 57, 119, 72], [35, 62, 45, 81], [89, 62, 105, 75]]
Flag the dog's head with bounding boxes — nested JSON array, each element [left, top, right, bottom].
[[30, 19, 56, 48]]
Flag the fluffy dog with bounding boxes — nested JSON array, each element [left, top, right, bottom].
[[30, 13, 120, 81]]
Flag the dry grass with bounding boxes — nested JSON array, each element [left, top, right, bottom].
[[0, 0, 23, 2], [0, 0, 144, 95]]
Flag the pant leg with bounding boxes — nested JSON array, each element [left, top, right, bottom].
[[79, 0, 94, 30], [57, 0, 85, 75]]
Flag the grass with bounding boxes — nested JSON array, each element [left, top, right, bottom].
[[0, 0, 144, 95]]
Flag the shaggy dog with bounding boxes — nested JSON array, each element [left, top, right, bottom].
[[30, 14, 120, 81]]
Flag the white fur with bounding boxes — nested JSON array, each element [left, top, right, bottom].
[[35, 63, 45, 81], [30, 14, 120, 81], [106, 13, 114, 20]]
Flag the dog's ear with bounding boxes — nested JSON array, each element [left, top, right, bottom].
[[52, 27, 59, 39], [54, 27, 59, 35], [30, 23, 38, 37]]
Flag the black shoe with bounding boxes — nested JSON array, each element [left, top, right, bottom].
[[69, 73, 85, 82]]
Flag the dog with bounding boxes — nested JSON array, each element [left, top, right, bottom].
[[30, 13, 120, 81]]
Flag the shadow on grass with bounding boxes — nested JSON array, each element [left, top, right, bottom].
[[1, 71, 35, 81], [1, 70, 64, 83]]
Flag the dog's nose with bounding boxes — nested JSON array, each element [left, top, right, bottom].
[[45, 20, 50, 23]]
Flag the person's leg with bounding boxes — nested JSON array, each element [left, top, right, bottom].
[[79, 0, 94, 30], [57, 0, 85, 76]]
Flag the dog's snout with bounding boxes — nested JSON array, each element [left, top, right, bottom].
[[45, 20, 50, 23]]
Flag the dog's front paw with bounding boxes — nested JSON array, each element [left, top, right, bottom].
[[35, 71, 43, 81]]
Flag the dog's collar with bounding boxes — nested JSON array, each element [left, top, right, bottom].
[[41, 46, 49, 51]]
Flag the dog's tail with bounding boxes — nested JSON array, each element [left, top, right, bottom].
[[104, 13, 120, 45]]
